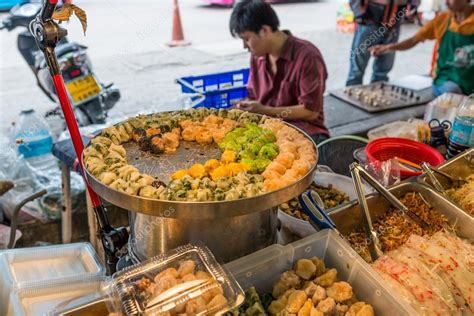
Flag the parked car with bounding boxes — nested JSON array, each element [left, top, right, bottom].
[[0, 0, 27, 11]]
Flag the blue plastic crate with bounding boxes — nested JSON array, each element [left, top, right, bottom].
[[176, 68, 250, 109]]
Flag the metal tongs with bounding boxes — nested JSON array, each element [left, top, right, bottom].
[[421, 162, 467, 195], [349, 162, 428, 261]]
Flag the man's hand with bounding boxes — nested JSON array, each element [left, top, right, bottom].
[[369, 44, 391, 57], [236, 100, 267, 114]]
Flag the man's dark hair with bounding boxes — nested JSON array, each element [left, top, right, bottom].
[[230, 0, 280, 37]]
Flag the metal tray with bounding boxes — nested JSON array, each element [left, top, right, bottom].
[[83, 114, 318, 219], [417, 148, 474, 188], [327, 182, 474, 241], [330, 83, 434, 113]]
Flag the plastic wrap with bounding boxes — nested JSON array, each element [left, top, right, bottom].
[[103, 244, 244, 315]]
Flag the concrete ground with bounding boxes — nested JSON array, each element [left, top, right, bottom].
[[0, 0, 435, 133]]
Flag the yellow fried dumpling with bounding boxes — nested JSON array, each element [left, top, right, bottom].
[[188, 163, 206, 179], [210, 166, 231, 181], [221, 150, 236, 164], [171, 169, 188, 180], [204, 159, 220, 171]]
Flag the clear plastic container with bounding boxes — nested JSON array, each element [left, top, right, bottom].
[[0, 243, 105, 292], [225, 229, 416, 316], [104, 244, 244, 315], [8, 280, 103, 316]]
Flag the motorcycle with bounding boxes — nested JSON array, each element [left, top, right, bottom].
[[0, 1, 121, 128]]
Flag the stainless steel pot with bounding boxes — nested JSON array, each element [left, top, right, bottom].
[[83, 112, 318, 263], [128, 207, 278, 263]]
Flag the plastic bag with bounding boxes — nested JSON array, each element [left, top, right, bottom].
[[0, 224, 22, 249], [363, 158, 402, 188], [424, 93, 466, 123], [368, 119, 430, 143], [0, 135, 85, 223]]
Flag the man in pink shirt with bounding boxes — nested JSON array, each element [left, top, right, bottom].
[[230, 0, 330, 143]]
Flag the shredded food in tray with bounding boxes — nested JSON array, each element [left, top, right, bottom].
[[83, 108, 317, 202], [228, 257, 375, 316], [373, 231, 474, 315], [446, 174, 474, 215], [346, 192, 449, 263]]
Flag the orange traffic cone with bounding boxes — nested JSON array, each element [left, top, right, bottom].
[[167, 0, 190, 47]]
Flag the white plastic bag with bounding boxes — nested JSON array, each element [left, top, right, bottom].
[[424, 93, 466, 123], [368, 119, 426, 141]]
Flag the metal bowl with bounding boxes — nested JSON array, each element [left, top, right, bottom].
[[83, 113, 319, 220]]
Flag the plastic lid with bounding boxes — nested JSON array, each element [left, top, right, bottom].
[[104, 244, 244, 315]]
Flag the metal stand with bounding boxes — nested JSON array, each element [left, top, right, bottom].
[[61, 162, 72, 243], [31, 0, 128, 274]]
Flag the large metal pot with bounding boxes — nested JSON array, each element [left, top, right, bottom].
[[83, 113, 318, 262], [128, 207, 278, 263]]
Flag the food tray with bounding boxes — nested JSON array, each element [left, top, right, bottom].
[[328, 181, 474, 240], [225, 229, 415, 315], [330, 82, 434, 113], [8, 280, 103, 316], [0, 243, 104, 292], [83, 112, 318, 219], [278, 172, 373, 238], [104, 244, 244, 315]]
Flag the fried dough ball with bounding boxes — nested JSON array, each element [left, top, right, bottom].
[[286, 291, 307, 313], [316, 297, 336, 314], [295, 259, 317, 280], [314, 268, 337, 287], [326, 281, 353, 302]]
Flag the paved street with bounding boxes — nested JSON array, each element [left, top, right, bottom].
[[0, 0, 435, 133]]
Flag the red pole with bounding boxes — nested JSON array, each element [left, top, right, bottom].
[[167, 0, 190, 47], [51, 74, 102, 208]]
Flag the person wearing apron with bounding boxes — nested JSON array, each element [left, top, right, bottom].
[[370, 0, 474, 96]]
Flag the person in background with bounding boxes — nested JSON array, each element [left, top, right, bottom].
[[229, 0, 330, 144], [346, 0, 416, 86], [370, 0, 474, 96]]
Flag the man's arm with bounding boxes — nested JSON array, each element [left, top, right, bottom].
[[370, 36, 420, 56], [266, 104, 319, 120], [370, 12, 441, 56]]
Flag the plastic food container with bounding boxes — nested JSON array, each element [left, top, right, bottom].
[[225, 229, 416, 316], [8, 280, 103, 316], [103, 244, 244, 315], [278, 172, 372, 238], [0, 243, 105, 315]]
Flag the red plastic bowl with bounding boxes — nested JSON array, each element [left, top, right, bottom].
[[365, 137, 445, 179]]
